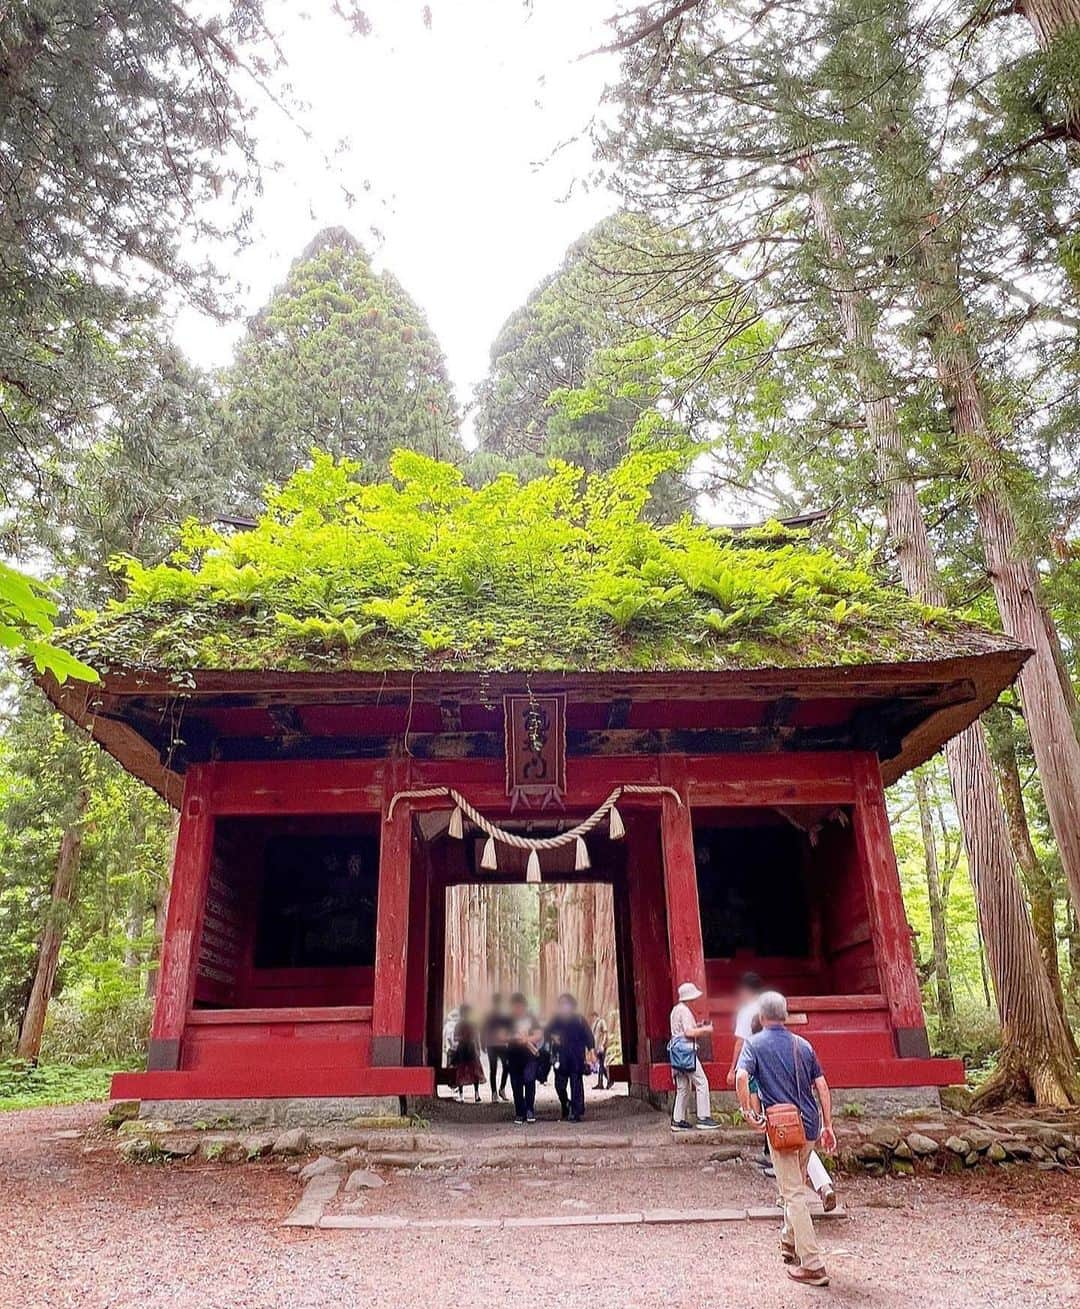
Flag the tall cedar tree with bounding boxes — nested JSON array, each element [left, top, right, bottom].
[[221, 228, 459, 505], [597, 0, 1079, 1101]]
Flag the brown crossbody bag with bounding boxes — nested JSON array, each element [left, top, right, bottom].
[[764, 1031, 808, 1153]]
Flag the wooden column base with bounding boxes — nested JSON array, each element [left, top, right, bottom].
[[371, 1034, 404, 1066]]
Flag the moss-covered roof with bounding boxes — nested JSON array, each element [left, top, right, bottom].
[[62, 451, 1019, 679]]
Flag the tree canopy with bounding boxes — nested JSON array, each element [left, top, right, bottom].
[[221, 227, 460, 503]]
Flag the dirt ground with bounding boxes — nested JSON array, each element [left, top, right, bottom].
[[2, 1104, 1079, 1309]]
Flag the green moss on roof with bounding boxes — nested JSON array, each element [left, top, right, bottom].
[[64, 451, 1012, 678]]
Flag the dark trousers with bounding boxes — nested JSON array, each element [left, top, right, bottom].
[[508, 1055, 537, 1118], [487, 1047, 509, 1094], [595, 1050, 608, 1087], [555, 1066, 586, 1120]]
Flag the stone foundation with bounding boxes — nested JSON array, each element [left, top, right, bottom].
[[630, 1085, 943, 1118], [135, 1096, 406, 1128]]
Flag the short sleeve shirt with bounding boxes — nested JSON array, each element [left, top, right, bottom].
[[734, 999, 760, 1041], [737, 1026, 824, 1141], [670, 1002, 697, 1039]]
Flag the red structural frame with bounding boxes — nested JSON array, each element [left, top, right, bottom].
[[111, 750, 964, 1103]]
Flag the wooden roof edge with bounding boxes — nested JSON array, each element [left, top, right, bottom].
[[881, 645, 1031, 785], [38, 672, 181, 805], [39, 644, 1029, 807], [59, 647, 1025, 703]]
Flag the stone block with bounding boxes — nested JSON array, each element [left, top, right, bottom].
[[906, 1133, 940, 1156], [298, 1155, 347, 1182], [272, 1128, 311, 1156]]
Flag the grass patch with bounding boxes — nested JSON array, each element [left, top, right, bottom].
[[0, 1059, 114, 1111]]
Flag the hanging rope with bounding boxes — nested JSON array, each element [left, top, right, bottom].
[[386, 783, 682, 882]]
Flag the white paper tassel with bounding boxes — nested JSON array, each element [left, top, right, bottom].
[[448, 805, 464, 839], [575, 837, 590, 871], [526, 848, 542, 883], [481, 835, 498, 870], [609, 805, 625, 840]]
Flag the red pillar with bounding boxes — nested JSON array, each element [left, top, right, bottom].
[[371, 761, 412, 1066], [657, 758, 710, 1058], [851, 752, 929, 1057], [626, 812, 672, 1065], [148, 765, 214, 1071], [403, 831, 431, 1066]]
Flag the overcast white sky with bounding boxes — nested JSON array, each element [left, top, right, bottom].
[[175, 1, 621, 427]]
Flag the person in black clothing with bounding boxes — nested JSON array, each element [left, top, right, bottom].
[[505, 992, 542, 1125], [547, 992, 596, 1123], [481, 994, 512, 1103]]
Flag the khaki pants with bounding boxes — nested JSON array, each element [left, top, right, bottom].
[[673, 1057, 710, 1122], [768, 1139, 823, 1271]]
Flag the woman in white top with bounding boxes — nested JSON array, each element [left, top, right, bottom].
[[669, 981, 720, 1132]]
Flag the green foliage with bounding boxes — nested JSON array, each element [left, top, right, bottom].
[[0, 563, 98, 684], [0, 1060, 114, 1111], [64, 450, 983, 677], [0, 674, 172, 1042], [221, 228, 460, 504]]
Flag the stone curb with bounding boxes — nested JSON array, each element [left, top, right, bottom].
[[305, 1205, 848, 1231]]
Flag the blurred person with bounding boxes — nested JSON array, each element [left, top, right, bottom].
[[736, 990, 837, 1288], [450, 1003, 485, 1104], [547, 993, 595, 1123], [481, 993, 512, 1103], [591, 1010, 610, 1090], [505, 992, 543, 1124]]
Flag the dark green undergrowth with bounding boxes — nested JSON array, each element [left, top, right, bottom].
[[62, 451, 1010, 678], [0, 1060, 117, 1111]]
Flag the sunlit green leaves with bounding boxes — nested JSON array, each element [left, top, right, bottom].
[[0, 564, 97, 684], [60, 449, 978, 676]]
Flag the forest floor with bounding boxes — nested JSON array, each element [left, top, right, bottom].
[[2, 1102, 1080, 1309]]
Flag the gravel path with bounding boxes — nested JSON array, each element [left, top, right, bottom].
[[2, 1103, 1079, 1309]]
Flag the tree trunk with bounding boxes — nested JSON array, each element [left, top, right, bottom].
[[16, 787, 90, 1061], [806, 169, 1078, 1104], [914, 228, 1080, 935], [1019, 0, 1080, 143], [986, 708, 1074, 1047], [914, 773, 958, 1047]]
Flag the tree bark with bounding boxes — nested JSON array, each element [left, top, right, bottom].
[[986, 708, 1074, 1048], [914, 772, 958, 1047], [913, 224, 1080, 939], [806, 168, 1078, 1104], [16, 787, 90, 1061], [1019, 0, 1080, 143]]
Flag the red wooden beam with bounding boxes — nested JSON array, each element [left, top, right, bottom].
[[148, 766, 215, 1070], [370, 758, 413, 1065], [110, 1065, 434, 1100], [851, 753, 930, 1057], [625, 814, 673, 1062], [657, 757, 710, 1057], [206, 759, 384, 815]]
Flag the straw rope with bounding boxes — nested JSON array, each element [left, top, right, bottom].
[[386, 783, 681, 848]]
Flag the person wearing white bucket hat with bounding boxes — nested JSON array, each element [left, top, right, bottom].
[[668, 980, 719, 1132]]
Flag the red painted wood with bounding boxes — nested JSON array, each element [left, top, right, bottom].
[[709, 993, 888, 1014], [186, 1005, 372, 1025], [645, 1056, 964, 1092], [370, 759, 412, 1061], [206, 759, 385, 815], [403, 831, 431, 1062], [239, 966, 373, 1008], [110, 1065, 434, 1100], [626, 814, 672, 1062], [150, 767, 215, 1046], [851, 753, 926, 1034], [657, 758, 707, 1019], [680, 752, 857, 807]]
